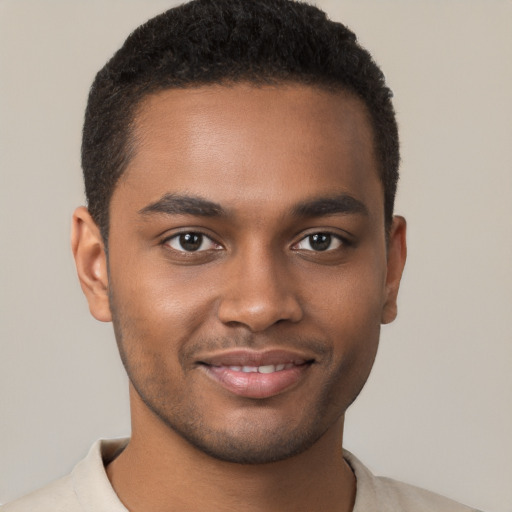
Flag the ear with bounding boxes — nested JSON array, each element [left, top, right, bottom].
[[381, 215, 407, 324], [71, 206, 112, 322]]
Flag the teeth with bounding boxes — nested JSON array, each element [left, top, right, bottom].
[[258, 365, 276, 374], [230, 364, 292, 374]]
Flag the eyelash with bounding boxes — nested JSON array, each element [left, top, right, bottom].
[[161, 230, 352, 254], [162, 231, 222, 253], [292, 232, 351, 252]]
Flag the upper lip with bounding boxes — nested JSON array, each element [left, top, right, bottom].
[[196, 349, 315, 367]]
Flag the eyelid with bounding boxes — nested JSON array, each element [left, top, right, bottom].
[[161, 230, 223, 252], [159, 227, 353, 253], [291, 230, 353, 251]]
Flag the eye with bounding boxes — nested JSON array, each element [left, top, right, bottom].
[[294, 232, 343, 252], [165, 232, 220, 252]]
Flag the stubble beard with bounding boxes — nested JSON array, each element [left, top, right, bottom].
[[109, 288, 374, 465]]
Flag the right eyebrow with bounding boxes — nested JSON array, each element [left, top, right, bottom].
[[138, 193, 225, 217]]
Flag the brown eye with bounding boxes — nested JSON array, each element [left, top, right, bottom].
[[295, 233, 342, 252], [179, 233, 202, 251], [309, 233, 331, 251], [166, 232, 219, 252]]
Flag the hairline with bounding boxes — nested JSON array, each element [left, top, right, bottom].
[[101, 78, 386, 246]]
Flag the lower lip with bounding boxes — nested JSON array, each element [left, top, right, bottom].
[[201, 364, 310, 399]]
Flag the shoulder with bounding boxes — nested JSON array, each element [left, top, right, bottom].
[[2, 439, 129, 512], [2, 474, 78, 512], [371, 476, 481, 512], [344, 450, 483, 512]]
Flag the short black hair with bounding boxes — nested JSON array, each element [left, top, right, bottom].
[[82, 0, 399, 241]]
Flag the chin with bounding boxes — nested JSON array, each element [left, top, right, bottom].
[[162, 414, 330, 465]]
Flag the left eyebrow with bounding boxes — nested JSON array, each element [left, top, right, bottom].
[[291, 194, 369, 218]]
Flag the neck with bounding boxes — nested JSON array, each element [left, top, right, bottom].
[[107, 386, 356, 512]]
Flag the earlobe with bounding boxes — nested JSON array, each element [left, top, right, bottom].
[[381, 215, 407, 325], [71, 206, 112, 322]]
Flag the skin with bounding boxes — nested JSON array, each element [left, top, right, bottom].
[[72, 83, 406, 512]]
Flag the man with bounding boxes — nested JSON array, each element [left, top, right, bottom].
[[4, 1, 482, 511]]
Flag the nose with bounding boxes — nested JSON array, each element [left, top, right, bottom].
[[217, 247, 303, 332]]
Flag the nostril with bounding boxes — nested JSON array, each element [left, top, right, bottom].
[[224, 320, 244, 329], [217, 288, 303, 332]]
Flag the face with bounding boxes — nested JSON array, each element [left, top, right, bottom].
[[74, 83, 406, 464]]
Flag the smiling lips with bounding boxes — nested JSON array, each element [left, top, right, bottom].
[[198, 349, 314, 399]]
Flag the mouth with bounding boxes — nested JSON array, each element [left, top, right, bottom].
[[196, 349, 315, 399]]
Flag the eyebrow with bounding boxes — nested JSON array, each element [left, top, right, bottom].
[[292, 194, 369, 218], [139, 194, 225, 217], [138, 192, 368, 219]]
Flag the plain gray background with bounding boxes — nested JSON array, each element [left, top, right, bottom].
[[1, 1, 511, 511]]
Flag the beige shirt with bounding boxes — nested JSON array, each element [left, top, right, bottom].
[[3, 439, 481, 512]]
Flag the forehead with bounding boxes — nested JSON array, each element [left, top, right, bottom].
[[114, 83, 382, 220]]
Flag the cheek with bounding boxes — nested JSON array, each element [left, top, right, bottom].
[[305, 255, 387, 330], [303, 253, 386, 377], [108, 254, 218, 361], [114, 241, 206, 304]]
